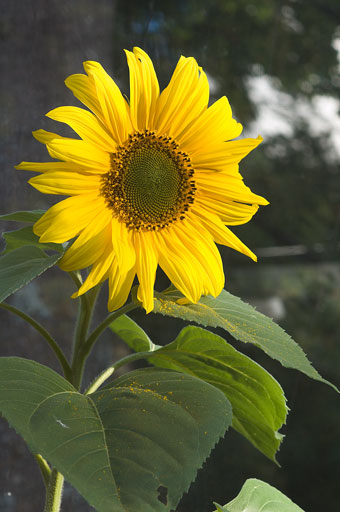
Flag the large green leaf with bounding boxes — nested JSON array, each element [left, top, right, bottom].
[[0, 358, 232, 512], [149, 326, 286, 461], [0, 357, 75, 450], [0, 209, 45, 223], [97, 369, 232, 511], [111, 322, 287, 461], [2, 225, 63, 254], [214, 478, 304, 511], [0, 246, 62, 303], [153, 289, 336, 390]]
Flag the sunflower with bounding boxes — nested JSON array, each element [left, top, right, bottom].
[[16, 47, 268, 313]]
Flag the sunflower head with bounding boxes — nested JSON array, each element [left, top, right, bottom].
[[16, 47, 268, 313]]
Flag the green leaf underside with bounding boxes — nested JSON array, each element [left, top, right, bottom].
[[0, 209, 46, 223], [110, 315, 160, 352], [220, 478, 305, 512], [153, 289, 337, 390], [2, 226, 63, 254], [0, 246, 62, 303], [0, 358, 232, 512], [114, 323, 287, 461]]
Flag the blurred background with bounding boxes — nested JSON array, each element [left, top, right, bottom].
[[1, 0, 340, 510]]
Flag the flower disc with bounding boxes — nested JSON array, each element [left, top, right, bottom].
[[101, 130, 195, 230]]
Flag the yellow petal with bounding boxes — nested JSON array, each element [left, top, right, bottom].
[[83, 61, 132, 144], [154, 56, 209, 138], [177, 96, 242, 154], [155, 227, 203, 303], [192, 136, 263, 171], [196, 169, 269, 205], [47, 106, 116, 153], [15, 161, 86, 174], [107, 260, 136, 311], [60, 220, 112, 271], [65, 73, 104, 123], [195, 208, 257, 261], [194, 196, 259, 225], [175, 217, 224, 296], [32, 129, 69, 144], [134, 230, 158, 313], [125, 47, 160, 130], [29, 171, 101, 195], [46, 138, 110, 171], [111, 218, 136, 272], [34, 194, 106, 243], [72, 244, 114, 297]]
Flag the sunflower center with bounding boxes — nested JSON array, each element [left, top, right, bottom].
[[101, 130, 196, 231]]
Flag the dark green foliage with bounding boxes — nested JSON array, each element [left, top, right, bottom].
[[111, 319, 288, 461], [0, 246, 62, 303], [0, 358, 232, 512]]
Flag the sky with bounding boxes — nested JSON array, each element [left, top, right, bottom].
[[247, 74, 340, 158], [245, 36, 340, 158]]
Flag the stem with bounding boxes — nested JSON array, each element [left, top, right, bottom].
[[71, 284, 101, 389], [34, 454, 51, 487], [85, 366, 115, 395], [83, 302, 138, 357], [0, 302, 72, 381], [84, 350, 153, 395], [113, 350, 153, 371], [44, 469, 64, 512], [69, 271, 86, 360], [68, 270, 83, 290], [74, 302, 139, 392]]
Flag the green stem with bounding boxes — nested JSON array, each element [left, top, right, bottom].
[[0, 302, 72, 381], [74, 302, 139, 392], [85, 366, 115, 394], [68, 270, 83, 290], [44, 469, 64, 512], [71, 283, 101, 389], [84, 350, 153, 394], [83, 302, 138, 357], [69, 271, 87, 360], [34, 454, 51, 487], [113, 350, 153, 371]]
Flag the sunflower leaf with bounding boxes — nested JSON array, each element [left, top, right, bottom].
[[122, 325, 287, 461], [109, 314, 160, 352], [0, 246, 62, 303], [0, 209, 46, 223], [153, 289, 337, 391], [1, 225, 63, 254], [216, 478, 305, 512], [0, 357, 75, 451], [0, 358, 232, 512]]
